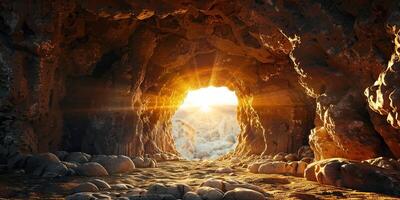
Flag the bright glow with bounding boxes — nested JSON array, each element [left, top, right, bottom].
[[180, 86, 238, 112], [172, 86, 240, 160]]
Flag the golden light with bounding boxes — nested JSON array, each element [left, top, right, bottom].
[[180, 86, 238, 112]]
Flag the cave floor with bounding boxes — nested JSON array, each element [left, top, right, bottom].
[[0, 160, 398, 199]]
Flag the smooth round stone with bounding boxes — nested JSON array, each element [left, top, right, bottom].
[[54, 151, 69, 160], [76, 162, 109, 176], [223, 188, 265, 200], [196, 186, 224, 200], [25, 153, 60, 173], [201, 179, 224, 191], [215, 167, 234, 173], [91, 155, 135, 174], [90, 179, 111, 190], [147, 183, 192, 199], [41, 162, 68, 177], [73, 182, 99, 193], [65, 152, 91, 163], [65, 192, 96, 200], [183, 191, 202, 200]]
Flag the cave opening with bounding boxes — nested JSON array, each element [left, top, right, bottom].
[[172, 86, 240, 160]]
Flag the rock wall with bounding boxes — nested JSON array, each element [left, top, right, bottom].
[[0, 0, 399, 161]]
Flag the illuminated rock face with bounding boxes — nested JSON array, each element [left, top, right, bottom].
[[0, 0, 399, 161]]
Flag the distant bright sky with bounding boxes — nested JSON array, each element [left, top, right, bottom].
[[180, 86, 238, 112]]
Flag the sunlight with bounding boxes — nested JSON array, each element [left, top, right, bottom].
[[172, 86, 240, 160], [180, 86, 238, 112]]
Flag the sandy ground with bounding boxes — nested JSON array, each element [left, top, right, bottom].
[[0, 160, 399, 199]]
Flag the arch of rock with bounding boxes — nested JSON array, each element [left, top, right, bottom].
[[1, 0, 400, 163]]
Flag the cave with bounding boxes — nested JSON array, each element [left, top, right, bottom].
[[1, 0, 400, 199]]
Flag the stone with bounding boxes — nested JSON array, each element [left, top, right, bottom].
[[147, 183, 192, 199], [196, 186, 224, 200], [66, 192, 98, 200], [247, 162, 262, 173], [65, 152, 91, 163], [76, 162, 109, 176], [273, 153, 285, 161], [222, 188, 265, 200], [201, 179, 224, 191], [284, 154, 298, 162], [62, 161, 79, 170], [258, 161, 287, 174], [125, 188, 147, 196], [7, 154, 31, 169], [90, 179, 111, 190], [54, 151, 69, 160], [132, 157, 157, 168], [24, 153, 60, 173], [295, 161, 308, 177], [215, 167, 234, 173], [41, 162, 68, 177], [201, 179, 265, 195], [92, 193, 112, 199], [144, 157, 157, 168], [128, 194, 177, 200], [305, 158, 400, 195], [91, 155, 135, 174], [300, 157, 314, 164], [73, 182, 99, 193], [132, 157, 146, 168], [111, 183, 133, 190], [363, 157, 400, 170], [297, 146, 314, 158], [183, 191, 202, 200]]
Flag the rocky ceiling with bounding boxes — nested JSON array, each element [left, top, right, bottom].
[[1, 0, 400, 165]]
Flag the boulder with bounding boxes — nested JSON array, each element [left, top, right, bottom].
[[196, 186, 224, 200], [65, 192, 104, 200], [147, 183, 192, 199], [54, 151, 69, 160], [75, 162, 109, 176], [295, 161, 308, 177], [25, 153, 60, 173], [258, 161, 287, 174], [363, 157, 400, 170], [41, 162, 68, 177], [65, 152, 91, 163], [183, 191, 202, 200], [247, 162, 262, 173], [284, 154, 298, 162], [73, 182, 99, 193], [215, 167, 234, 173], [128, 194, 177, 200], [305, 158, 400, 195], [201, 179, 265, 195], [222, 188, 265, 200], [91, 155, 135, 174]]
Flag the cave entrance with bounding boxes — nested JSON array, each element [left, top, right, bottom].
[[172, 86, 240, 160]]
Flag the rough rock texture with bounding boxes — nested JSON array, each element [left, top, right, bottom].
[[304, 158, 400, 195], [0, 0, 400, 164]]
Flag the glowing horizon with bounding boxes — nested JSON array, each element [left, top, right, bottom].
[[180, 86, 238, 112]]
